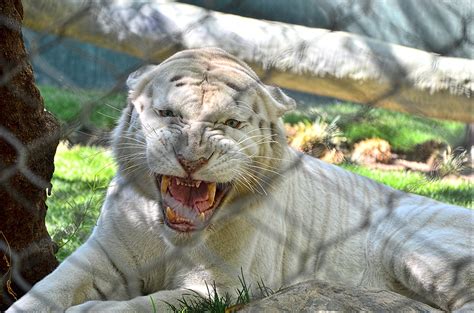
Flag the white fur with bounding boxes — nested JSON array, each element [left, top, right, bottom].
[[8, 48, 473, 312]]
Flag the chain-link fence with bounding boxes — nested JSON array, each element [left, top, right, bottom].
[[1, 0, 473, 311]]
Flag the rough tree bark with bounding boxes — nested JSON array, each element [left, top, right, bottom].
[[0, 0, 59, 309]]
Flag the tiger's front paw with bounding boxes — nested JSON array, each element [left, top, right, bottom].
[[7, 296, 64, 313]]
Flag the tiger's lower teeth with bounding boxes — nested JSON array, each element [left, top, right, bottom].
[[166, 206, 176, 221], [166, 205, 206, 224]]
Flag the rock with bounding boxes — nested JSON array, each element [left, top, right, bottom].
[[0, 1, 59, 309], [239, 280, 440, 312], [408, 140, 448, 165], [351, 138, 392, 164]]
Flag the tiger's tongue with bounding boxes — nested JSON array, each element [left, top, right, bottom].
[[168, 179, 211, 212]]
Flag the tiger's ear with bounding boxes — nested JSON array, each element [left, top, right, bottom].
[[265, 85, 296, 116], [126, 65, 157, 91]]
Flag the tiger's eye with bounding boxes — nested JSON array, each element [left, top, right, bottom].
[[158, 110, 176, 117], [224, 119, 241, 128]]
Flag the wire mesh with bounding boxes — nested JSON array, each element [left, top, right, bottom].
[[1, 0, 473, 311]]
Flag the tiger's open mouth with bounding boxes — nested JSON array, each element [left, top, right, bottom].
[[155, 175, 230, 232]]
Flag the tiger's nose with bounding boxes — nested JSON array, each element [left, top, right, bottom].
[[177, 155, 208, 174]]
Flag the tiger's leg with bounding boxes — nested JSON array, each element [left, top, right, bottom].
[[7, 236, 139, 312], [65, 288, 208, 313], [369, 203, 473, 311]]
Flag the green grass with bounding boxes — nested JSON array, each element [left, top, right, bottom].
[[164, 269, 259, 313], [46, 144, 115, 260], [165, 282, 233, 313], [284, 102, 465, 152], [341, 164, 472, 208], [39, 85, 125, 130]]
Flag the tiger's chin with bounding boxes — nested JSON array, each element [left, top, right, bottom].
[[154, 174, 231, 244]]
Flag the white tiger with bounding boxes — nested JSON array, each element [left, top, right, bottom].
[[9, 48, 473, 312]]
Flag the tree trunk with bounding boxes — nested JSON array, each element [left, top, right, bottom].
[[0, 0, 59, 309], [464, 123, 474, 153]]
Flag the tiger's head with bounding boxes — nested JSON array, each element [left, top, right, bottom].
[[113, 48, 295, 246]]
